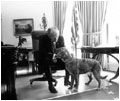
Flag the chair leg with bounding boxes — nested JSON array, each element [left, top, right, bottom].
[[30, 75, 47, 85]]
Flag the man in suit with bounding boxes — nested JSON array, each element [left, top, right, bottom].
[[39, 27, 70, 93], [39, 27, 59, 93]]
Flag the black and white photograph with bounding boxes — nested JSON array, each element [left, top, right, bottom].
[[1, 0, 119, 100]]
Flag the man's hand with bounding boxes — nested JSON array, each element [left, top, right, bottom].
[[52, 54, 57, 63]]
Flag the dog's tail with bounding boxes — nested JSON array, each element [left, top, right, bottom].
[[98, 64, 108, 79], [100, 75, 108, 79]]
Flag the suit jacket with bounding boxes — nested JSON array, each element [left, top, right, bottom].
[[56, 35, 65, 48], [39, 34, 54, 59], [38, 34, 65, 60]]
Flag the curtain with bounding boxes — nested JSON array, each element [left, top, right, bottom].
[[62, 1, 108, 59], [53, 1, 68, 35], [76, 1, 108, 46], [76, 1, 108, 58], [63, 2, 83, 58]]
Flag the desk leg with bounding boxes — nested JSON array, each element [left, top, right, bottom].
[[107, 54, 119, 81], [92, 54, 119, 81], [110, 68, 119, 81]]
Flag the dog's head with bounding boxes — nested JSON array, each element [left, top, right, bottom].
[[55, 47, 72, 62]]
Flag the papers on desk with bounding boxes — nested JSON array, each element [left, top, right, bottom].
[[96, 44, 119, 48], [79, 44, 119, 48]]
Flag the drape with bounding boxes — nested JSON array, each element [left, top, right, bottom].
[[58, 1, 108, 59], [76, 1, 108, 58], [63, 2, 83, 58], [53, 1, 68, 35], [76, 1, 108, 47]]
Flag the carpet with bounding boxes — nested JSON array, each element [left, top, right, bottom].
[[16, 71, 119, 100], [49, 82, 119, 100]]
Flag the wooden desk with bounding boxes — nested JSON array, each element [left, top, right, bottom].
[[17, 47, 33, 72], [80, 46, 119, 81], [1, 46, 17, 100]]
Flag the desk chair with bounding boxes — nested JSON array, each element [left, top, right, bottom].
[[30, 31, 65, 85]]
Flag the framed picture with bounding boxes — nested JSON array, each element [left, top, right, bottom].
[[13, 18, 34, 36]]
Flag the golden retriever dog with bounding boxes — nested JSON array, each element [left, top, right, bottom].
[[55, 47, 107, 91]]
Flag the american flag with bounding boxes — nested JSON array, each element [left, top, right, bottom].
[[71, 4, 81, 58]]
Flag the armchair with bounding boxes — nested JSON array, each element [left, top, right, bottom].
[[30, 31, 65, 85]]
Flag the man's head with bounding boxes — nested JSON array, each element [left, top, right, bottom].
[[47, 27, 59, 42]]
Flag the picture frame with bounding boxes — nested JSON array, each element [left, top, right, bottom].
[[13, 18, 34, 36]]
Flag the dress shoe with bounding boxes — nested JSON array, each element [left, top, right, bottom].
[[30, 80, 33, 85], [49, 86, 58, 93]]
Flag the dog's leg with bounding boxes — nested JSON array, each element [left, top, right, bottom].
[[93, 70, 101, 89], [74, 74, 79, 87], [85, 73, 93, 85], [74, 74, 79, 92], [68, 75, 74, 90]]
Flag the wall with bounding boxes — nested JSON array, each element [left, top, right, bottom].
[[1, 1, 54, 47]]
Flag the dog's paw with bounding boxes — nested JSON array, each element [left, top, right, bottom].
[[72, 88, 78, 92], [66, 89, 72, 94]]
